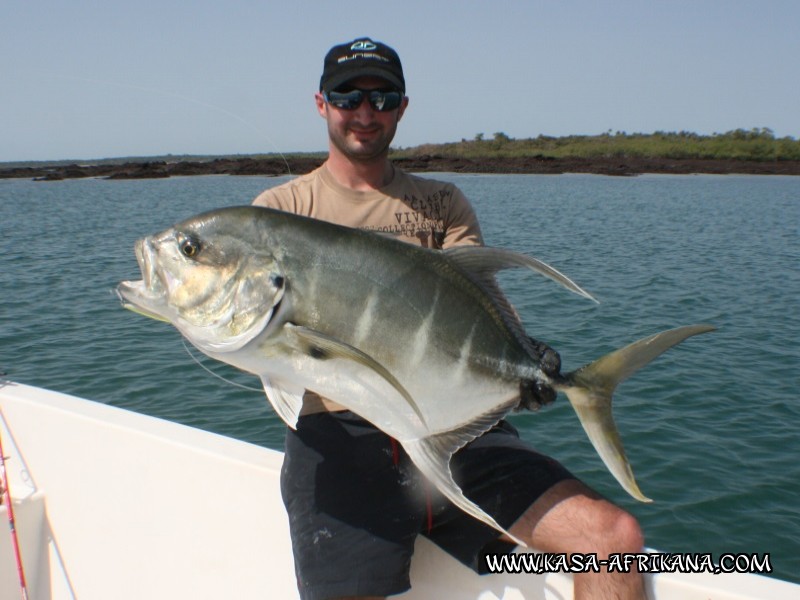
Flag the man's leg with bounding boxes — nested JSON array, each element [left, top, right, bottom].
[[282, 412, 423, 600], [332, 478, 644, 600], [508, 479, 646, 600]]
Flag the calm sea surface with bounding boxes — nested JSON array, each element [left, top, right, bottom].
[[1, 173, 798, 583]]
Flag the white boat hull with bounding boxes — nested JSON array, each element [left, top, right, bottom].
[[1, 382, 796, 599]]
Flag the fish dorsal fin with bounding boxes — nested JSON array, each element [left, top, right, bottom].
[[444, 246, 598, 303], [261, 375, 304, 429], [285, 324, 427, 428], [444, 246, 598, 361], [402, 398, 526, 547]]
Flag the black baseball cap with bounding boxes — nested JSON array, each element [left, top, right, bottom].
[[319, 37, 405, 93]]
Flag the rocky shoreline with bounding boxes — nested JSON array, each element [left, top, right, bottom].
[[2, 155, 799, 181]]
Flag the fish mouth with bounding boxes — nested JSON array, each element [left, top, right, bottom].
[[134, 237, 158, 291], [116, 237, 171, 322]]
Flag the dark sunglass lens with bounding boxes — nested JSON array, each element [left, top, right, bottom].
[[326, 89, 364, 110], [368, 91, 402, 112], [326, 89, 402, 111]]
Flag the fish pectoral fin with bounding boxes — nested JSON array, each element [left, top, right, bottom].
[[285, 324, 427, 427], [261, 375, 304, 429], [444, 246, 598, 303], [560, 324, 717, 503], [404, 423, 526, 548]]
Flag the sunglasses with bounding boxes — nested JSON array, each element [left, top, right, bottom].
[[324, 88, 404, 112]]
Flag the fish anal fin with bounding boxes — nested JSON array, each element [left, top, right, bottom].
[[403, 399, 525, 546]]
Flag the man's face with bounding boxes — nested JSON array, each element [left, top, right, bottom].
[[316, 76, 408, 162]]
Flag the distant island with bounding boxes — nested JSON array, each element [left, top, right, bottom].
[[3, 129, 799, 180]]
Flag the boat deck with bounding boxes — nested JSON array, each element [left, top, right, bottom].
[[1, 381, 796, 599]]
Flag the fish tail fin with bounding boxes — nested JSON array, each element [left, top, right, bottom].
[[559, 324, 716, 502], [404, 436, 527, 547]]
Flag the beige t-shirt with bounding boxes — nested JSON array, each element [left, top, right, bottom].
[[252, 163, 483, 250], [252, 163, 484, 413]]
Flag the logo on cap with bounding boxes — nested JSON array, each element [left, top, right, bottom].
[[351, 40, 377, 51]]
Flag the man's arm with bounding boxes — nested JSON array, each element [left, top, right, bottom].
[[441, 187, 484, 249]]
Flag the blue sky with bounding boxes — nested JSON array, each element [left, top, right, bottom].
[[3, 1, 798, 162]]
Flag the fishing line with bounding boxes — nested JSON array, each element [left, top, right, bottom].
[[181, 339, 262, 393], [48, 72, 293, 176]]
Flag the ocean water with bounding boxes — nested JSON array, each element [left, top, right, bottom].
[[1, 172, 798, 583]]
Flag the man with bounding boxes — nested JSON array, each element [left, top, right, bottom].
[[253, 37, 645, 600]]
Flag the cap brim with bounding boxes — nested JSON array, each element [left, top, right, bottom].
[[322, 67, 404, 93]]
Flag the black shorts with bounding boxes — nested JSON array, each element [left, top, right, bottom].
[[280, 411, 574, 600]]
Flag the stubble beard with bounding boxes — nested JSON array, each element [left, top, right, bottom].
[[328, 119, 398, 164]]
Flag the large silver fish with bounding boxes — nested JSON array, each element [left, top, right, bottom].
[[117, 206, 713, 545]]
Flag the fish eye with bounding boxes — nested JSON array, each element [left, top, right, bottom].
[[180, 237, 201, 258]]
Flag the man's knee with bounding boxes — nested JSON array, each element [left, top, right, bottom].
[[596, 506, 644, 555], [515, 479, 645, 555]]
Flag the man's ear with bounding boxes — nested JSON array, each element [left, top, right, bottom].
[[315, 92, 327, 118], [397, 96, 409, 122]]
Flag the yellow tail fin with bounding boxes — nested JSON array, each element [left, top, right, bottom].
[[557, 324, 716, 502]]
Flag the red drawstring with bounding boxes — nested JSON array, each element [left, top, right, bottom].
[[389, 437, 433, 534]]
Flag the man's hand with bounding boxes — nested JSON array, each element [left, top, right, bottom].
[[517, 337, 561, 410], [529, 337, 561, 377]]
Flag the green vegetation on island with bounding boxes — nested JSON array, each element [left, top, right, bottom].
[[2, 128, 799, 179], [392, 128, 800, 161]]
